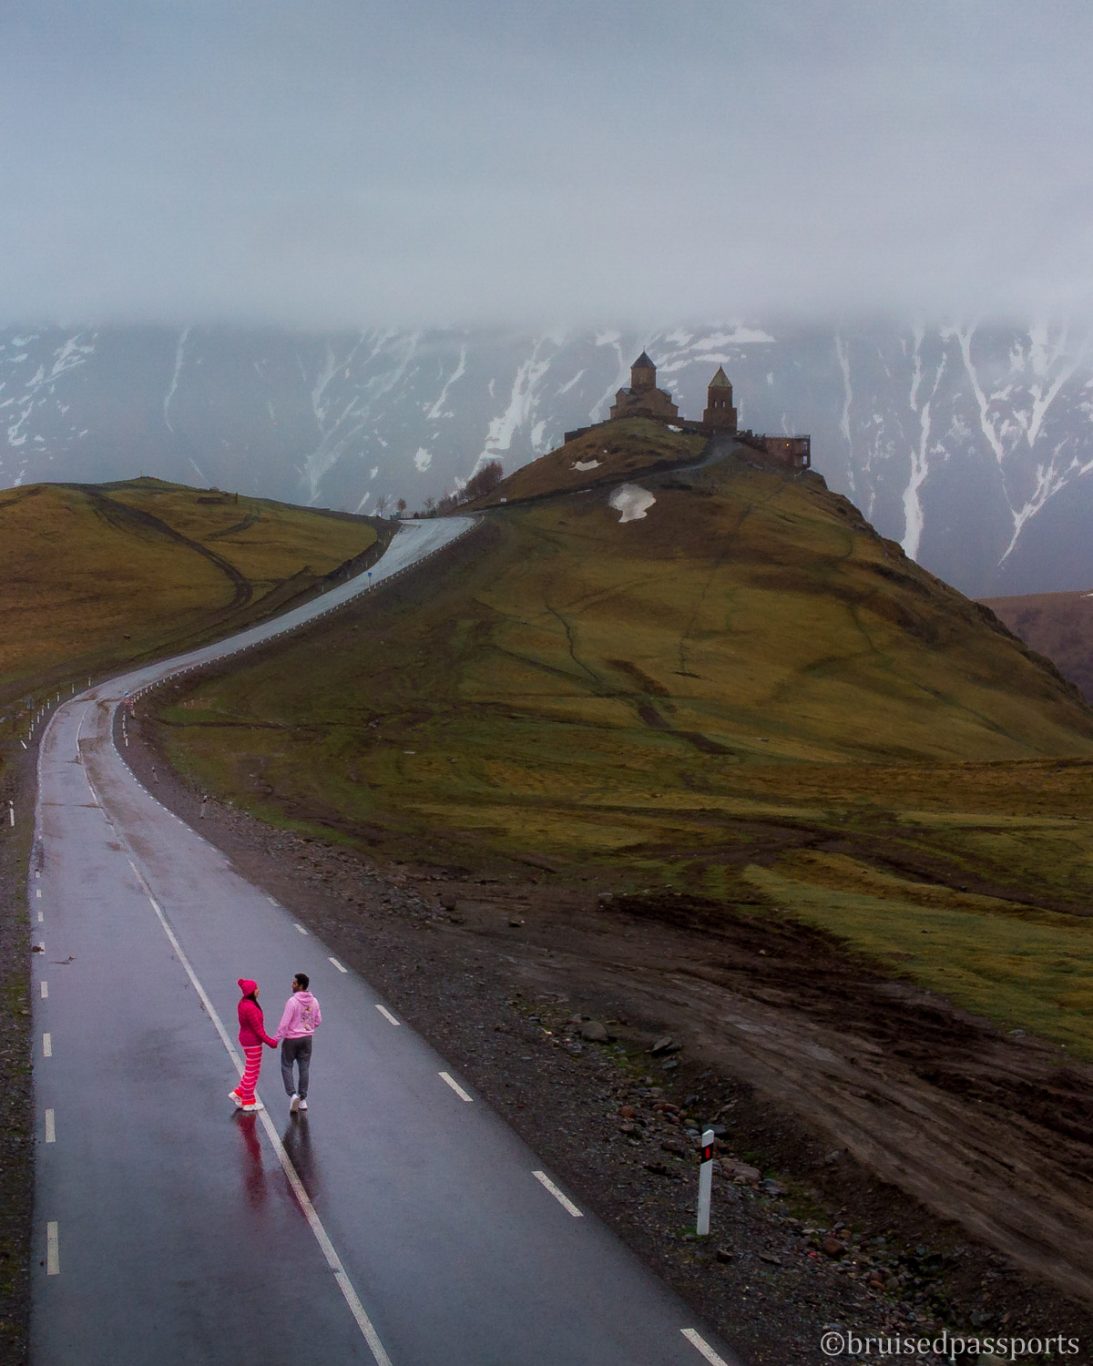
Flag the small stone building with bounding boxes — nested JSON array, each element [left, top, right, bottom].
[[760, 435, 811, 469], [609, 352, 680, 422]]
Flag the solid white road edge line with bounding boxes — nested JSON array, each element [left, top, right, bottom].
[[439, 1071, 473, 1102], [44, 1110, 55, 1144], [46, 1222, 59, 1275], [682, 1327, 732, 1365], [532, 1170, 583, 1218], [375, 1004, 400, 1026], [121, 871, 392, 1366], [329, 956, 347, 973]]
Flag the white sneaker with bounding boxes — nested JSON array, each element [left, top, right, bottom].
[[241, 1101, 264, 1113], [229, 1090, 243, 1108], [289, 1094, 300, 1112], [297, 1099, 308, 1111]]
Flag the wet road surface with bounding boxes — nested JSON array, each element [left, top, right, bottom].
[[30, 519, 740, 1365]]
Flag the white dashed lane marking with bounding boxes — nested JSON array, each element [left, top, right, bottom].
[[532, 1170, 583, 1218], [44, 1109, 55, 1143], [374, 1004, 400, 1027], [438, 1072, 473, 1103], [329, 957, 347, 973], [682, 1329, 733, 1365], [40, 981, 48, 998], [42, 1033, 52, 1058], [46, 1222, 60, 1275], [295, 923, 309, 936]]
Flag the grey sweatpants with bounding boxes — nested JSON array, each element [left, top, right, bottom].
[[280, 1036, 313, 1099]]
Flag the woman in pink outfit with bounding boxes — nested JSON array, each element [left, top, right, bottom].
[[229, 978, 278, 1113]]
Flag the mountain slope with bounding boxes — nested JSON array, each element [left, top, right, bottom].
[[151, 434, 1093, 1058], [3, 321, 1093, 596], [981, 588, 1093, 703]]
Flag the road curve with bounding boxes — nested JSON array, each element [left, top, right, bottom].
[[29, 517, 741, 1366]]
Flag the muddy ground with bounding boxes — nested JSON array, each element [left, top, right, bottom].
[[116, 709, 1093, 1366]]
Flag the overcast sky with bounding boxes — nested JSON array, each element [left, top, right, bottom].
[[3, 0, 1093, 330]]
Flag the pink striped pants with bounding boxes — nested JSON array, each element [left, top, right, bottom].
[[235, 1045, 264, 1104]]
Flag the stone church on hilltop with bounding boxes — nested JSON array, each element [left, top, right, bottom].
[[608, 352, 737, 433], [567, 351, 809, 468]]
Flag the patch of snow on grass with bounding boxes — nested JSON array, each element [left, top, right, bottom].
[[609, 483, 655, 523], [572, 459, 600, 471]]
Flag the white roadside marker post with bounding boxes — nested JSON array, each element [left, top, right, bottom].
[[697, 1128, 715, 1236]]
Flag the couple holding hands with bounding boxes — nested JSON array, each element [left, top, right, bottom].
[[230, 973, 322, 1115]]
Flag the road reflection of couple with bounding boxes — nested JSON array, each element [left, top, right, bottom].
[[235, 1111, 321, 1209]]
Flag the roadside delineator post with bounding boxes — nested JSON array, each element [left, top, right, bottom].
[[697, 1128, 715, 1236]]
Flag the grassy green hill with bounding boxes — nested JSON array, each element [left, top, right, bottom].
[[151, 436, 1093, 1056], [0, 477, 379, 743]]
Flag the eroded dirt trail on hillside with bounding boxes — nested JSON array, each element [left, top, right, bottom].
[[430, 888, 1093, 1306]]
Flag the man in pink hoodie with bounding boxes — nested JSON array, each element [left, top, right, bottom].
[[275, 973, 322, 1113]]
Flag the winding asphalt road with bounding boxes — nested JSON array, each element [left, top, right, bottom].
[[29, 518, 740, 1365]]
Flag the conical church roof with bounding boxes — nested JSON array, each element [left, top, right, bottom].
[[632, 351, 656, 370], [709, 366, 732, 388]]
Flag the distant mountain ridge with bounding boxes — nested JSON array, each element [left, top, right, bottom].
[[2, 320, 1092, 597]]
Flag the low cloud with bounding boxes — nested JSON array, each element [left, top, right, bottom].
[[4, 0, 1093, 329]]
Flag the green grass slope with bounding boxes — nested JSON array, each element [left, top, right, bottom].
[[0, 477, 379, 717], [153, 440, 1093, 1054]]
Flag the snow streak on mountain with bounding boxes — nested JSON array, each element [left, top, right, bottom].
[[2, 322, 1091, 597]]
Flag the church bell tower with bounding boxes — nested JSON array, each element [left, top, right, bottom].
[[703, 367, 737, 431]]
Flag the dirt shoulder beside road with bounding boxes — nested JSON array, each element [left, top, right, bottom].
[[125, 709, 1093, 1366], [0, 743, 37, 1366]]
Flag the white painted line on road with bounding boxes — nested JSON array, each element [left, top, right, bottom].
[[46, 1222, 59, 1275], [36, 888, 42, 899], [329, 956, 347, 973], [121, 858, 392, 1366], [37, 911, 43, 924], [44, 1109, 55, 1143], [375, 1004, 400, 1026], [42, 1033, 52, 1057], [682, 1328, 732, 1365], [294, 923, 309, 935], [40, 981, 48, 998], [532, 1170, 583, 1218], [267, 896, 279, 905], [439, 1071, 473, 1102]]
